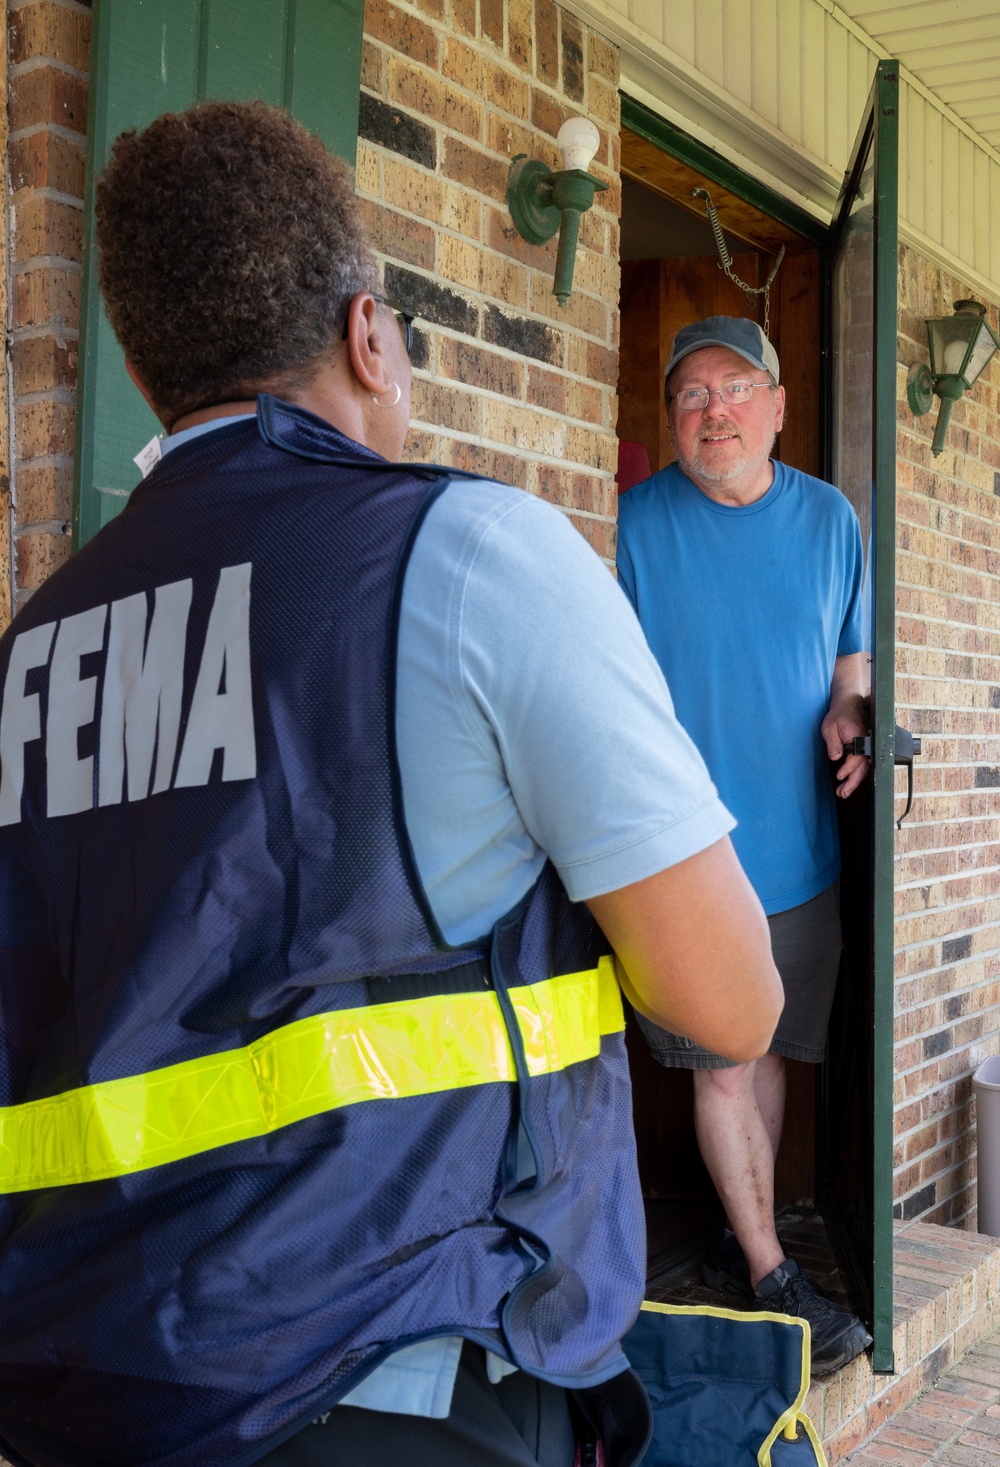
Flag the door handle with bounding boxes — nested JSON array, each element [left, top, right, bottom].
[[847, 726, 922, 827]]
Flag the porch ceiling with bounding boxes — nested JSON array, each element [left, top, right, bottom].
[[840, 0, 1000, 148]]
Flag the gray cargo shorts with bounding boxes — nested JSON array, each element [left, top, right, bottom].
[[635, 880, 842, 1069]]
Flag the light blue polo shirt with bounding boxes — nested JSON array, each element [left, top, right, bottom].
[[162, 419, 736, 1418]]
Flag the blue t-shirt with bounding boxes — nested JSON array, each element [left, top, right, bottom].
[[617, 459, 864, 915]]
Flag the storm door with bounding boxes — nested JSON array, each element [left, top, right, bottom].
[[73, 0, 365, 548], [823, 59, 900, 1375]]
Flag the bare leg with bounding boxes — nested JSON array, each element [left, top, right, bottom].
[[693, 1060, 785, 1289], [753, 1051, 786, 1158]]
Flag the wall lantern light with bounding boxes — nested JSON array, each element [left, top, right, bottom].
[[506, 116, 608, 306], [906, 299, 1000, 456]]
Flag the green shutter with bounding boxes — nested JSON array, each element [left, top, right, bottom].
[[73, 0, 364, 546]]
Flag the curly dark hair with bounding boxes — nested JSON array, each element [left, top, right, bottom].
[[96, 100, 379, 424]]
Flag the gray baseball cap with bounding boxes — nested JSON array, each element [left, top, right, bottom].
[[665, 316, 780, 385]]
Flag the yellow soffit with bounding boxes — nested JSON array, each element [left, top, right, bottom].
[[561, 0, 1000, 306]]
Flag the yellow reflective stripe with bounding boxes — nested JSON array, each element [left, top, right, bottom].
[[0, 955, 623, 1193]]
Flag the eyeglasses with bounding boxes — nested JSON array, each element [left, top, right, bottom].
[[341, 294, 417, 357], [373, 294, 416, 357], [668, 380, 775, 412]]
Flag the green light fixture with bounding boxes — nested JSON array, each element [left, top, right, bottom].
[[906, 299, 1000, 456], [506, 116, 608, 307]]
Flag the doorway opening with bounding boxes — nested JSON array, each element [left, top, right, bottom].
[[616, 120, 863, 1318]]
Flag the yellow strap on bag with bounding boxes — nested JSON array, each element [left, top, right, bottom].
[[0, 955, 623, 1193], [635, 1300, 828, 1467]]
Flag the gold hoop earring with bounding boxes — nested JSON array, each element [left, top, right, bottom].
[[371, 382, 401, 409]]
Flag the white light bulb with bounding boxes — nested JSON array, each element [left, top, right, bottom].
[[942, 339, 968, 375], [557, 116, 600, 172]]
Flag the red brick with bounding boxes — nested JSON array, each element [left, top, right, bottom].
[[12, 195, 83, 264], [9, 64, 88, 133], [480, 0, 503, 50], [12, 334, 78, 395], [442, 137, 507, 201], [13, 462, 73, 524], [387, 56, 481, 138], [561, 13, 584, 103], [442, 35, 484, 92], [402, 426, 437, 462], [9, 131, 85, 197], [508, 0, 532, 72], [567, 511, 615, 561], [530, 87, 564, 140], [442, 437, 525, 488], [11, 266, 80, 329], [8, 2, 91, 70], [532, 464, 614, 516], [447, 0, 475, 38], [360, 38, 383, 92], [364, 0, 438, 69], [527, 364, 566, 415], [410, 379, 479, 434], [586, 340, 618, 388], [15, 397, 75, 459], [587, 29, 618, 86], [359, 200, 436, 272], [14, 528, 71, 590], [535, 0, 559, 83], [437, 337, 523, 398], [486, 205, 557, 268], [483, 58, 529, 119]]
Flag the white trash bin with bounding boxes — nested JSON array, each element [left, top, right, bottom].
[[973, 1056, 1000, 1237]]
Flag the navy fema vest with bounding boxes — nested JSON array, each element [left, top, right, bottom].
[[0, 400, 646, 1467]]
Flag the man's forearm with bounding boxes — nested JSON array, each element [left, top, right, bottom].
[[827, 651, 867, 710]]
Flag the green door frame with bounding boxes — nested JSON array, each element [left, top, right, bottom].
[[73, 0, 364, 549]]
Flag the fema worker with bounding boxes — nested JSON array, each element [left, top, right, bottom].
[[0, 108, 782, 1467], [617, 317, 872, 1376]]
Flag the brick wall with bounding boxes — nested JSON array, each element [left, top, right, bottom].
[[893, 243, 1000, 1229], [4, 0, 89, 631], [358, 0, 621, 561]]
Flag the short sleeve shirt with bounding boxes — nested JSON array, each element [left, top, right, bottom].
[[397, 477, 735, 943], [617, 459, 865, 914]]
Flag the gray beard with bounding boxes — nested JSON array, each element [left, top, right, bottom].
[[673, 426, 776, 493]]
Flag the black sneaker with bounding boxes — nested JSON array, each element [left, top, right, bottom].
[[754, 1259, 872, 1376], [701, 1226, 753, 1298]]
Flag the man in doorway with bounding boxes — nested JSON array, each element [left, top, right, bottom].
[[616, 316, 872, 1376]]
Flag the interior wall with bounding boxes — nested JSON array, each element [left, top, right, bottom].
[[617, 164, 821, 483]]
